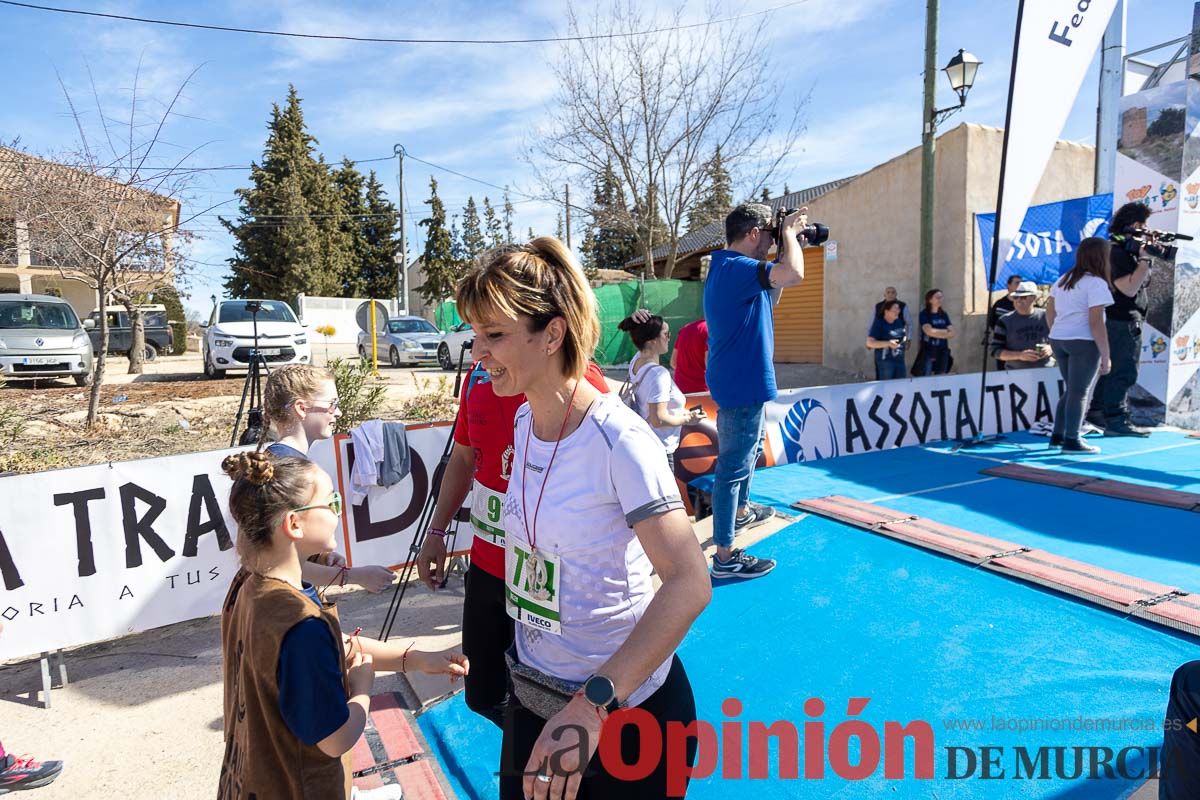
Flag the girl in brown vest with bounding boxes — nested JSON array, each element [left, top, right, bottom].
[[218, 450, 468, 800]]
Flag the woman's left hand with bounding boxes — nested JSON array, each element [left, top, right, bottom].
[[523, 694, 604, 800], [409, 650, 469, 681], [325, 551, 347, 568]]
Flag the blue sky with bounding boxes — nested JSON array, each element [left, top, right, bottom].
[[0, 0, 1194, 316]]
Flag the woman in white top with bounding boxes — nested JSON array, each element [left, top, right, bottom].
[[1046, 237, 1114, 453], [618, 313, 705, 470], [456, 239, 711, 800]]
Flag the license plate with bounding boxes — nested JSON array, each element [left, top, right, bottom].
[[257, 348, 282, 356], [22, 357, 62, 365]]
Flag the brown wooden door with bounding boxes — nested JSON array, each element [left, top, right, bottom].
[[772, 246, 824, 363]]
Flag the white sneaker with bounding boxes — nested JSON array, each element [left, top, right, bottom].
[[353, 785, 404, 800]]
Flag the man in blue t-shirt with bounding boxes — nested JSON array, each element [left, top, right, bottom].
[[867, 300, 909, 380], [703, 203, 808, 581]]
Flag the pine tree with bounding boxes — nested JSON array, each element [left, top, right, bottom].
[[359, 170, 400, 299], [418, 177, 460, 305], [450, 214, 465, 264], [483, 197, 503, 248], [554, 212, 564, 241], [222, 85, 349, 301], [782, 183, 791, 196], [527, 227, 535, 241], [580, 161, 638, 274], [760, 186, 772, 203], [503, 190, 515, 244], [334, 158, 368, 296], [686, 147, 734, 233], [461, 196, 485, 259]]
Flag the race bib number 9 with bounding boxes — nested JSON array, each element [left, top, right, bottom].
[[505, 542, 562, 635], [470, 485, 506, 545]]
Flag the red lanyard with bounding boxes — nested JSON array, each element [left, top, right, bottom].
[[520, 380, 580, 553]]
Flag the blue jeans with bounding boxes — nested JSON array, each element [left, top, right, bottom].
[[875, 358, 907, 380], [713, 404, 764, 549]]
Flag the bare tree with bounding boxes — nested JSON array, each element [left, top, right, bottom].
[[530, 1, 806, 279], [3, 66, 204, 427]]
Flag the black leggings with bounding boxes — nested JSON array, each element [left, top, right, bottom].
[[461, 565, 514, 728], [1163, 661, 1200, 799], [499, 656, 697, 799]]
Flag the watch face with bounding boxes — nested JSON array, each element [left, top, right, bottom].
[[585, 675, 615, 707]]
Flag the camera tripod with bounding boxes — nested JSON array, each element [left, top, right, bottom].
[[379, 338, 477, 641], [230, 302, 271, 447]]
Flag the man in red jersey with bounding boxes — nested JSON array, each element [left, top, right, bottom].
[[672, 317, 708, 394], [416, 353, 609, 726]]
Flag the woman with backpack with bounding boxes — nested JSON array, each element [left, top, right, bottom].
[[618, 313, 705, 471]]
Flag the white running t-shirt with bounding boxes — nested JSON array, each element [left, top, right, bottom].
[[504, 393, 684, 708], [627, 359, 687, 454], [1049, 274, 1113, 341]]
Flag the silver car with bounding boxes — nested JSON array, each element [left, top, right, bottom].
[[0, 294, 94, 386], [357, 316, 442, 368]]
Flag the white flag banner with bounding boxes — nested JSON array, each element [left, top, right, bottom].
[[995, 0, 1119, 264]]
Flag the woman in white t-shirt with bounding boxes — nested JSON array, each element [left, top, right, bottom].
[[618, 313, 705, 469], [456, 238, 711, 800], [1046, 237, 1114, 453]]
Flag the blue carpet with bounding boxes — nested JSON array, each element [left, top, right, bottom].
[[419, 514, 1200, 798]]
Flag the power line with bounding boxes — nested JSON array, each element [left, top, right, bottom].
[[0, 0, 809, 45]]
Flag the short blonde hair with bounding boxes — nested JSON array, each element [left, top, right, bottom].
[[456, 237, 599, 380], [264, 364, 335, 427]]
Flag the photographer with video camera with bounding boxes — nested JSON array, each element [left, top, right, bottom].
[[1087, 202, 1158, 437], [704, 203, 820, 581]]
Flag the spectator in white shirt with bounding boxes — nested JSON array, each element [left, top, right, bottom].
[[619, 313, 705, 470], [1046, 238, 1114, 454]]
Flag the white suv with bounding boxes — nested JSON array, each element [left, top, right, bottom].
[[201, 299, 311, 379]]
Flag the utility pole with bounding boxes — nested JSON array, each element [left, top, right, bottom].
[[564, 184, 572, 248], [1095, 0, 1126, 195], [394, 144, 408, 315], [918, 0, 939, 301]]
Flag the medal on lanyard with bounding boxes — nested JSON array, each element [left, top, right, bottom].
[[520, 380, 581, 594]]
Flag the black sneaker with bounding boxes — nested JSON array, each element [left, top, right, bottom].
[[1084, 413, 1107, 430], [711, 548, 776, 580], [734, 503, 776, 532], [1061, 439, 1100, 454], [1103, 421, 1149, 438], [0, 753, 64, 794], [1049, 434, 1064, 447]]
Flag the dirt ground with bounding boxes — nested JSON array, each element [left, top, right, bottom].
[[0, 349, 461, 474]]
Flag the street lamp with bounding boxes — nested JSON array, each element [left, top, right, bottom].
[[931, 49, 983, 127], [919, 34, 983, 299]]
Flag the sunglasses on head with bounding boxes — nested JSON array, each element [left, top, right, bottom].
[[292, 490, 343, 516]]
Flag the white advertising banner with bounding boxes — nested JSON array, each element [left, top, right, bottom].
[[0, 448, 243, 661], [994, 0, 1119, 263], [309, 423, 473, 570], [672, 369, 1064, 487]]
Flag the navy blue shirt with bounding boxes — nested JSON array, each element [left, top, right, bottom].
[[267, 442, 310, 460], [868, 317, 907, 366], [919, 309, 952, 348], [276, 584, 349, 746], [703, 250, 776, 408]]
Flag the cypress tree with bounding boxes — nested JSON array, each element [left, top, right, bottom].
[[461, 196, 485, 259], [417, 177, 460, 305], [483, 196, 503, 248], [359, 170, 400, 299]]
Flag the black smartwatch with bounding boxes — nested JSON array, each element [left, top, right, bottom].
[[583, 674, 619, 713]]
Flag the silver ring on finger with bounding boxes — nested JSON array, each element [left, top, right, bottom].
[[536, 773, 552, 783]]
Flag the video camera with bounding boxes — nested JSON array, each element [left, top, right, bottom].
[[1113, 227, 1193, 261], [769, 207, 830, 248]]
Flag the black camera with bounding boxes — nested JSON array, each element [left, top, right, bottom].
[[243, 300, 262, 314], [769, 208, 829, 248], [1113, 227, 1192, 261]]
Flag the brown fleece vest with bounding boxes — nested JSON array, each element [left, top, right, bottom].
[[218, 568, 354, 800]]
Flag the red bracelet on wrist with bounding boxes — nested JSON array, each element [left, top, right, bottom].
[[401, 641, 414, 673], [428, 528, 447, 538]]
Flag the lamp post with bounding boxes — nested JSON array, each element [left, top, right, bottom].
[[919, 9, 982, 300]]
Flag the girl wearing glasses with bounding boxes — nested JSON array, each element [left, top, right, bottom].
[[218, 450, 468, 800], [263, 364, 395, 594]]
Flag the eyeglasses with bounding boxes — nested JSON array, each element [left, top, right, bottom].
[[303, 398, 340, 414], [292, 491, 343, 516]]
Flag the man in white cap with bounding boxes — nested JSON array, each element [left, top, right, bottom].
[[990, 280, 1052, 370]]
